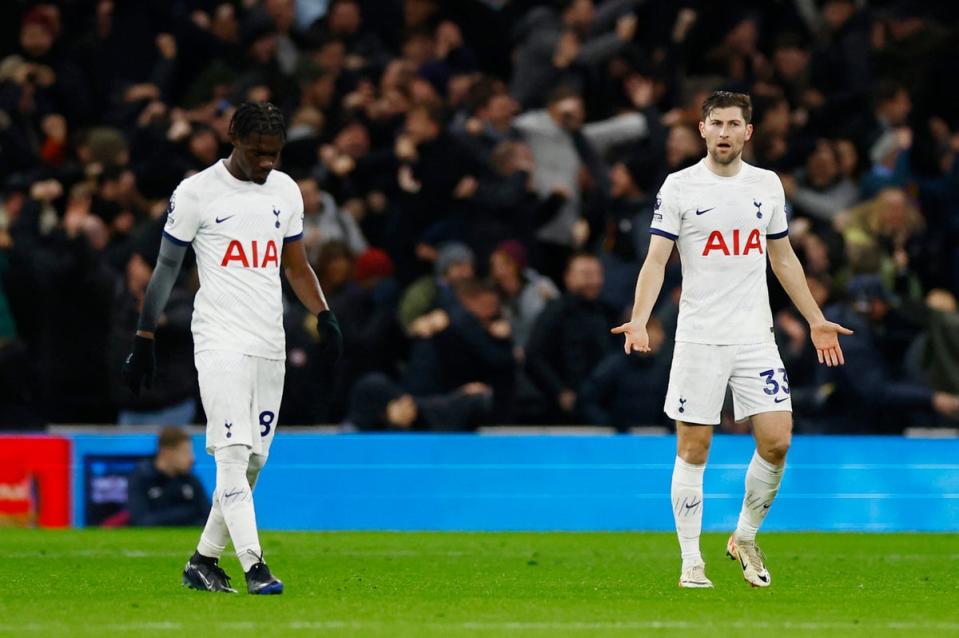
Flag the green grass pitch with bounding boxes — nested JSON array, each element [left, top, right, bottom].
[[1, 529, 957, 637]]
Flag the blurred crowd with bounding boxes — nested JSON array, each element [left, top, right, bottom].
[[3, 0, 959, 434]]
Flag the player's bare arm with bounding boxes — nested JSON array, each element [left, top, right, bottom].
[[282, 238, 343, 364], [611, 234, 674, 354], [281, 238, 328, 314], [766, 236, 853, 367]]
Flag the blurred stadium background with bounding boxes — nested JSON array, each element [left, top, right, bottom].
[[1, 1, 958, 634]]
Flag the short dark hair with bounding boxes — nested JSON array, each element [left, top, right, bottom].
[[465, 76, 506, 114], [454, 278, 496, 300], [546, 85, 582, 106], [157, 426, 190, 450], [408, 100, 446, 127], [701, 91, 753, 124], [566, 250, 600, 270], [871, 79, 906, 108], [229, 101, 286, 142]]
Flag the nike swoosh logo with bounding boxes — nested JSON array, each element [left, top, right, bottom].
[[695, 208, 715, 216], [758, 573, 769, 583], [774, 397, 789, 403], [215, 216, 234, 224], [684, 500, 701, 510], [223, 490, 243, 499], [739, 553, 748, 571]]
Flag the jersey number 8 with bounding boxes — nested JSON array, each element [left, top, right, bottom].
[[259, 411, 275, 437]]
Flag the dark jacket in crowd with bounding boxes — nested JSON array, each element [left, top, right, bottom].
[[578, 350, 670, 431], [525, 294, 613, 407], [127, 459, 210, 527], [325, 279, 403, 422], [7, 204, 117, 423], [404, 304, 515, 421], [814, 303, 934, 433], [348, 372, 492, 432]]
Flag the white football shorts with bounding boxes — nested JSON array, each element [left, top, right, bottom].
[[195, 350, 285, 456], [664, 341, 792, 425]]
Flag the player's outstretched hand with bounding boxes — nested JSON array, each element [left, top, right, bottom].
[[810, 320, 854, 367], [121, 335, 155, 396], [611, 320, 650, 355], [316, 310, 344, 365]]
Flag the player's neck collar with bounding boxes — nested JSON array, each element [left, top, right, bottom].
[[219, 158, 258, 185], [702, 156, 746, 179]]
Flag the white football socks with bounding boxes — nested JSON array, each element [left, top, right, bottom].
[[196, 450, 269, 566], [734, 450, 785, 543], [671, 456, 706, 569], [196, 498, 229, 560], [212, 445, 262, 572]]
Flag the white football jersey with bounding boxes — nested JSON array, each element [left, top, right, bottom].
[[163, 160, 304, 359], [650, 158, 788, 345]]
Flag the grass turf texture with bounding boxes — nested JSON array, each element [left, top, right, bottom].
[[1, 530, 957, 637]]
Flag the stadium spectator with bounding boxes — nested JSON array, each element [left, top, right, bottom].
[[127, 426, 210, 527], [347, 371, 492, 431], [514, 85, 646, 280], [781, 139, 859, 224], [525, 252, 613, 422], [467, 140, 567, 262], [298, 176, 368, 263], [578, 316, 670, 430], [398, 241, 474, 334], [489, 239, 558, 351], [509, 0, 638, 109], [816, 275, 959, 433], [404, 278, 515, 421], [0, 215, 40, 429], [450, 76, 519, 170]]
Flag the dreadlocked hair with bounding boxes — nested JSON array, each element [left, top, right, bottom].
[[229, 102, 287, 142]]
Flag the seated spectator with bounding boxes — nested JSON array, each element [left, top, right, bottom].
[[921, 290, 959, 394], [398, 241, 475, 334], [578, 316, 670, 431], [298, 176, 369, 263], [127, 426, 210, 527], [525, 252, 612, 422], [815, 275, 959, 433], [599, 155, 659, 312], [405, 279, 516, 421], [782, 139, 859, 225], [837, 187, 925, 303], [859, 128, 912, 199], [346, 372, 492, 431], [489, 239, 558, 351]]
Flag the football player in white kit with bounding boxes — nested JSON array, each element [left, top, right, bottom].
[[612, 92, 852, 588], [121, 102, 343, 594]]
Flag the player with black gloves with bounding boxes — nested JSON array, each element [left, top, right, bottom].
[[122, 102, 342, 595]]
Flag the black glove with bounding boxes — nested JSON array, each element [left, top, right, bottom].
[[316, 310, 343, 365], [121, 335, 156, 396]]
